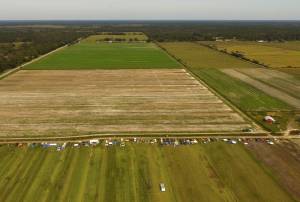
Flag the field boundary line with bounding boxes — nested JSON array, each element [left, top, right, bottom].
[[197, 42, 267, 68]]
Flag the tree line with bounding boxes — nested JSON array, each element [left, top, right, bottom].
[[1, 21, 300, 73], [0, 27, 90, 73]]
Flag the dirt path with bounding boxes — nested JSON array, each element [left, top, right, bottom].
[[221, 69, 300, 109]]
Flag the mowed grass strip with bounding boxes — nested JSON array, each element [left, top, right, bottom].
[[236, 68, 300, 99], [24, 42, 181, 69], [0, 143, 294, 202], [159, 42, 261, 69], [191, 68, 291, 111], [191, 68, 293, 132]]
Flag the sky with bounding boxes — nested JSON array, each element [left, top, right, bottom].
[[0, 0, 299, 20]]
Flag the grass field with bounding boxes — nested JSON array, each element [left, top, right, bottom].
[[191, 68, 293, 132], [221, 68, 300, 108], [0, 142, 295, 202], [277, 68, 300, 79], [203, 41, 300, 68], [82, 33, 148, 43], [160, 42, 297, 132], [191, 68, 291, 111], [0, 69, 252, 137], [236, 68, 300, 99], [262, 41, 300, 51], [25, 40, 180, 70], [248, 140, 300, 201], [159, 42, 261, 69]]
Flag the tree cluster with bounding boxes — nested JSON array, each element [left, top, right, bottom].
[[0, 28, 90, 73]]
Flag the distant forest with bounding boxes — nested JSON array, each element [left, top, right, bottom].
[[0, 28, 90, 73], [1, 20, 300, 73]]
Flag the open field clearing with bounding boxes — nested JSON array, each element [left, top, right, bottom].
[[261, 41, 300, 51], [191, 68, 291, 111], [277, 68, 300, 79], [82, 33, 148, 42], [235, 68, 300, 99], [0, 142, 295, 202], [203, 41, 300, 68], [24, 40, 180, 69], [159, 42, 261, 69], [0, 69, 252, 137], [158, 41, 299, 132], [247, 140, 300, 201], [221, 69, 300, 109], [191, 68, 294, 132]]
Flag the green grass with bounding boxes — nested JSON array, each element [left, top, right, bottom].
[[24, 42, 181, 70], [202, 143, 295, 202], [192, 68, 290, 111], [203, 41, 300, 68], [0, 143, 294, 202], [159, 42, 261, 69], [191, 68, 292, 132], [262, 41, 300, 52]]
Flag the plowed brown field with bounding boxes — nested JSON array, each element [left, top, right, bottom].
[[0, 69, 252, 137]]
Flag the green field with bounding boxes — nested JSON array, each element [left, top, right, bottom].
[[159, 42, 261, 69], [82, 33, 148, 43], [0, 143, 294, 202], [25, 41, 181, 70], [203, 41, 300, 68], [159, 42, 296, 132], [192, 68, 291, 111], [191, 68, 293, 132]]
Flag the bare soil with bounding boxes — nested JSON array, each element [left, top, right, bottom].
[[0, 69, 251, 137]]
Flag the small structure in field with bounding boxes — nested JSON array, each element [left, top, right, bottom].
[[160, 183, 166, 192], [264, 116, 276, 124]]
